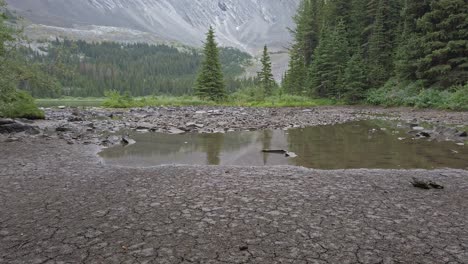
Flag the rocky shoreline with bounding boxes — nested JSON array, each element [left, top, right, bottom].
[[1, 106, 467, 146]]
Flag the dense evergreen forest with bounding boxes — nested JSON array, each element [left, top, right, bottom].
[[283, 0, 467, 107], [20, 40, 254, 98]]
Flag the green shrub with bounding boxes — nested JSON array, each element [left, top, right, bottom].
[[102, 90, 134, 108], [445, 84, 468, 111], [0, 90, 45, 119], [366, 79, 468, 110], [414, 89, 446, 108]]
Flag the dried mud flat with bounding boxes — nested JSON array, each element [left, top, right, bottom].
[[1, 106, 468, 264]]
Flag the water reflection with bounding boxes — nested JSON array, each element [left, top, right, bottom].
[[99, 121, 468, 169]]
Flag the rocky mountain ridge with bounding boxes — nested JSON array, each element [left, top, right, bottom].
[[6, 0, 300, 54]]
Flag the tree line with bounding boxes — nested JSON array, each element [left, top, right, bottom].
[[282, 0, 468, 103], [19, 39, 254, 98]]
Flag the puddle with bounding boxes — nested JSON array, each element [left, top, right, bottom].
[[99, 121, 468, 169]]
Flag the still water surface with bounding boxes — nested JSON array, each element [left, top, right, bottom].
[[99, 121, 468, 169]]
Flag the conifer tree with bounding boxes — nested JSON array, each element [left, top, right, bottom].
[[416, 0, 468, 88], [394, 0, 431, 82], [283, 0, 320, 95], [343, 50, 368, 103], [195, 26, 226, 101], [309, 21, 349, 98], [257, 45, 275, 97]]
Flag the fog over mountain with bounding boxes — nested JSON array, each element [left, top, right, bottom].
[[6, 0, 300, 54]]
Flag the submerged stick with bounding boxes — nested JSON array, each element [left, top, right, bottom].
[[262, 149, 287, 154]]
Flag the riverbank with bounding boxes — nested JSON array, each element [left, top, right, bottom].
[[1, 106, 467, 147]]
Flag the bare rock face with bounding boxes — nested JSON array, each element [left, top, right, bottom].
[[6, 0, 300, 54]]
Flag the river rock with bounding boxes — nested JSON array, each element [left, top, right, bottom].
[[416, 132, 431, 138], [459, 131, 467, 137], [136, 122, 153, 130], [56, 125, 72, 132], [0, 118, 15, 125], [0, 121, 39, 134], [121, 136, 136, 146], [68, 116, 84, 122], [4, 137, 21, 142], [168, 127, 186, 134]]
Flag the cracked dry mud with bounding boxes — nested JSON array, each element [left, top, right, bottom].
[[1, 139, 467, 264], [1, 106, 468, 264]]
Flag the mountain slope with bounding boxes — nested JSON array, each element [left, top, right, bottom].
[[6, 0, 299, 54]]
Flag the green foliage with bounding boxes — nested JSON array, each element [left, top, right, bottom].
[[282, 0, 321, 95], [367, 80, 468, 110], [20, 39, 251, 98], [102, 92, 215, 108], [445, 84, 468, 111], [308, 21, 349, 98], [102, 90, 134, 108], [416, 0, 468, 88], [101, 89, 337, 108], [343, 51, 368, 103], [195, 27, 226, 101], [0, 90, 45, 119], [285, 0, 467, 108], [35, 98, 104, 107], [257, 45, 276, 97], [0, 0, 48, 119]]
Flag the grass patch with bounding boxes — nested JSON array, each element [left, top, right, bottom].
[[36, 97, 105, 107], [100, 90, 337, 108]]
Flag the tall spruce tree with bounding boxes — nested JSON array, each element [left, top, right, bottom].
[[309, 21, 349, 98], [343, 49, 368, 103], [394, 0, 431, 81], [283, 0, 321, 95], [257, 45, 275, 97], [195, 26, 226, 101], [1, 0, 18, 102], [416, 0, 468, 88], [366, 0, 401, 88]]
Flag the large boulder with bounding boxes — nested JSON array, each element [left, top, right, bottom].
[[0, 119, 39, 134]]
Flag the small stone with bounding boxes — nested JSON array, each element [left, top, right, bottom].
[[413, 126, 425, 131], [417, 132, 431, 138], [411, 178, 430, 190], [285, 151, 298, 158], [459, 131, 467, 137], [168, 127, 185, 134], [121, 136, 136, 146], [56, 126, 71, 132], [239, 246, 249, 251]]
